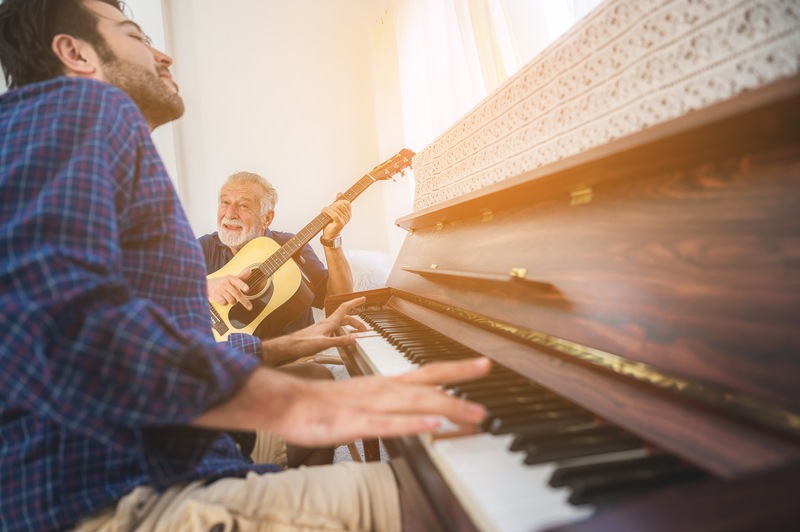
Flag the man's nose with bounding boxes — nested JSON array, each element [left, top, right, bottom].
[[152, 47, 173, 67], [224, 204, 240, 218]]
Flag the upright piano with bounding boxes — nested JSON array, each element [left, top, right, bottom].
[[327, 2, 800, 529], [326, 0, 800, 532]]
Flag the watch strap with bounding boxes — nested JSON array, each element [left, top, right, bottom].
[[320, 235, 341, 248]]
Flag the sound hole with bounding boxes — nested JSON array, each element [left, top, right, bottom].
[[228, 267, 274, 329]]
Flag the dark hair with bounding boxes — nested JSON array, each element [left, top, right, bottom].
[[0, 0, 123, 88]]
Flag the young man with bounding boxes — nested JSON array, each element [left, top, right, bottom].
[[0, 1, 490, 530]]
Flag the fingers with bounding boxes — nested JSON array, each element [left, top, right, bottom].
[[321, 199, 352, 236], [395, 357, 492, 387], [331, 413, 443, 443], [209, 275, 253, 310], [325, 333, 359, 347], [268, 360, 491, 446], [300, 379, 487, 444], [341, 314, 368, 332], [375, 383, 487, 426], [330, 297, 366, 320], [228, 283, 253, 310]]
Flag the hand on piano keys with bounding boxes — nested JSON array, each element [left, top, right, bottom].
[[272, 354, 491, 443]]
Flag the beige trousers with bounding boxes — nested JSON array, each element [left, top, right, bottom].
[[251, 430, 288, 468], [73, 462, 400, 532]]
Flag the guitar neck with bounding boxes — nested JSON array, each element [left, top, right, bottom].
[[258, 173, 377, 276]]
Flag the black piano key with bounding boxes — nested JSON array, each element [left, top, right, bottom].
[[479, 393, 564, 409], [484, 397, 571, 416], [493, 406, 590, 429], [567, 465, 709, 506], [509, 419, 601, 451], [459, 384, 545, 401], [521, 425, 631, 450], [486, 402, 583, 425], [565, 456, 698, 494], [492, 410, 595, 436], [408, 351, 476, 364], [391, 336, 454, 346], [402, 345, 475, 356], [524, 435, 643, 465], [516, 422, 621, 443], [548, 451, 682, 487], [454, 383, 548, 402], [447, 374, 526, 392]]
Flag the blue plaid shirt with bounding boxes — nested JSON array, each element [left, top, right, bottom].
[[0, 78, 281, 531]]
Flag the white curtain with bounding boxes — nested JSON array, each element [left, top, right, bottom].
[[370, 0, 604, 156]]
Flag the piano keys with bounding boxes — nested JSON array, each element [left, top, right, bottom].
[[346, 309, 710, 531]]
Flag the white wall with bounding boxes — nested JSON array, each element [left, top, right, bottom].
[[125, 0, 179, 186], [1, 0, 403, 262], [164, 0, 393, 261], [0, 0, 179, 187]]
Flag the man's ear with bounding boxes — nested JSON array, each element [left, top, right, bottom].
[[51, 34, 103, 79], [263, 210, 275, 230]]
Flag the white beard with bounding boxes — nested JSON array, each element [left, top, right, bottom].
[[218, 217, 262, 251]]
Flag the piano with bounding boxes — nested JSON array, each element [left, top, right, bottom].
[[325, 3, 800, 528], [326, 77, 800, 531]]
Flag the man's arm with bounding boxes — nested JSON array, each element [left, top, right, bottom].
[[320, 199, 354, 296], [322, 245, 354, 295], [193, 357, 490, 446], [195, 298, 491, 446]]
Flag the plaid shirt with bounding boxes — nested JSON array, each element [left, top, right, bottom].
[[0, 78, 280, 531]]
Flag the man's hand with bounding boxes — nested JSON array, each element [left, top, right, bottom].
[[207, 270, 253, 310], [321, 197, 352, 239], [194, 357, 493, 446], [260, 297, 367, 365]]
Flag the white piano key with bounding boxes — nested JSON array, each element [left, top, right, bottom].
[[354, 333, 418, 376], [428, 433, 593, 532]]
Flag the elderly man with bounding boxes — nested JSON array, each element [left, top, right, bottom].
[[199, 171, 354, 337], [199, 172, 357, 467], [0, 1, 489, 530]]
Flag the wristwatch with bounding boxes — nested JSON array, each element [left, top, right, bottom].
[[320, 234, 342, 249]]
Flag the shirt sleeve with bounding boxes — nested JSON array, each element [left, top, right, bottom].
[[297, 242, 330, 308], [226, 333, 263, 359]]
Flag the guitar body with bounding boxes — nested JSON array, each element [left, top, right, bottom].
[[209, 236, 313, 341]]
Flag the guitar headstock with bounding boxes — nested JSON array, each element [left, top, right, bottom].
[[369, 148, 415, 181]]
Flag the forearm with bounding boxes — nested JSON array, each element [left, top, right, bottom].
[[323, 247, 353, 295], [259, 335, 309, 366], [191, 366, 302, 433], [192, 356, 492, 449]]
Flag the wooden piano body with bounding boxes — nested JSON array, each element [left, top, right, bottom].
[[327, 1, 800, 528], [330, 73, 800, 530]]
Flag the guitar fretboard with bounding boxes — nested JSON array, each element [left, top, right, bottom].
[[257, 173, 377, 277]]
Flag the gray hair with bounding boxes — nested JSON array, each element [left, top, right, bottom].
[[224, 171, 279, 214]]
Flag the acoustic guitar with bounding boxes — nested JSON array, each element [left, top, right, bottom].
[[209, 148, 415, 341]]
